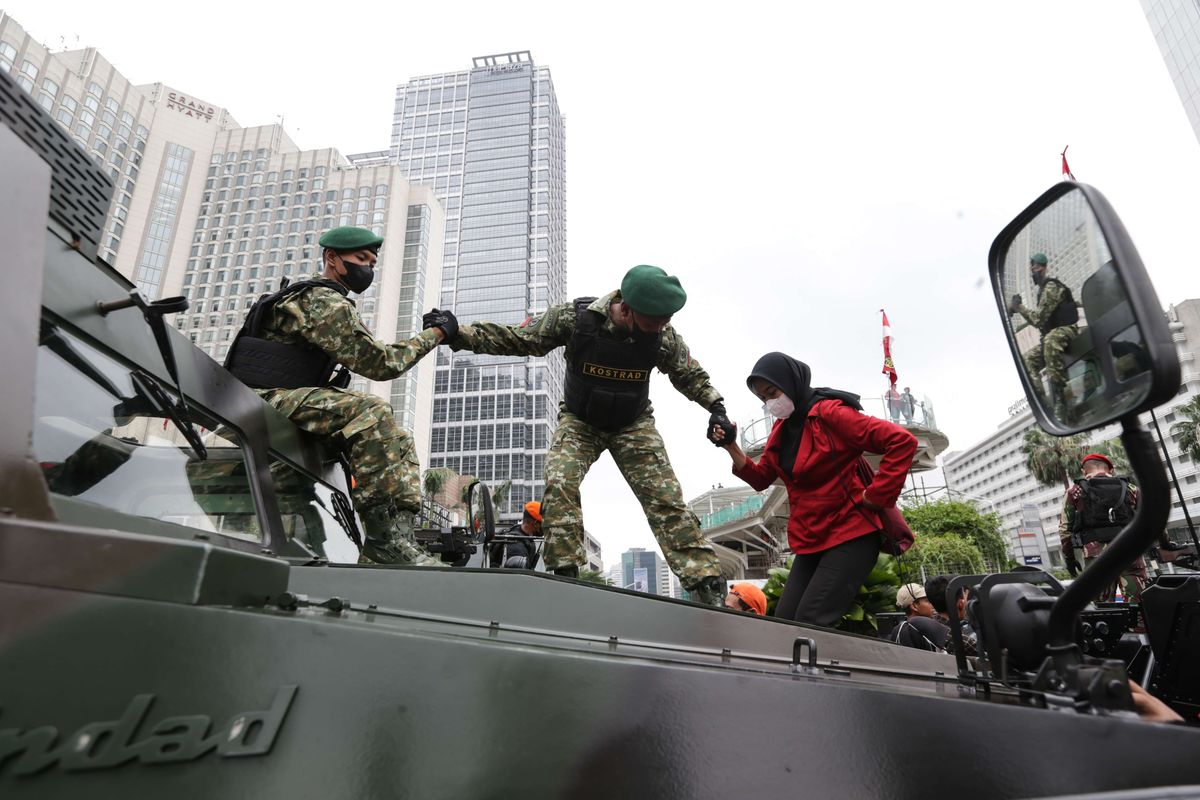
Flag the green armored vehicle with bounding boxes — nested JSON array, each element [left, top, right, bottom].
[[2, 67, 1199, 799]]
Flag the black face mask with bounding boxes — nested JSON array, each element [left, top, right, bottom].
[[629, 322, 660, 344], [339, 255, 375, 294]]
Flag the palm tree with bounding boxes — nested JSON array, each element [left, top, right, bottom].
[[1171, 396, 1200, 463], [1022, 429, 1091, 489], [422, 468, 451, 503], [490, 480, 513, 515], [1094, 437, 1132, 476]]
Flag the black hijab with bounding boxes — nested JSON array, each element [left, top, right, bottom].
[[746, 352, 863, 473]]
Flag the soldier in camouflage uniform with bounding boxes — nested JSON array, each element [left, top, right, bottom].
[[1058, 453, 1146, 602], [226, 226, 455, 566], [1008, 253, 1079, 416], [443, 265, 732, 605]]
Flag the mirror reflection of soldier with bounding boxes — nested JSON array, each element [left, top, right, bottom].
[[1058, 453, 1146, 601], [444, 265, 730, 605], [225, 226, 453, 566], [1008, 253, 1079, 417]]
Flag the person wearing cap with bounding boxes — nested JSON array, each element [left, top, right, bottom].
[[1059, 452, 1149, 601], [489, 501, 544, 569], [1006, 253, 1078, 418], [924, 574, 978, 658], [889, 583, 950, 651], [225, 225, 456, 567], [444, 264, 730, 605], [725, 583, 767, 616]]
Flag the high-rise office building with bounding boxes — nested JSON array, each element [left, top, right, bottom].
[[620, 548, 665, 595], [388, 50, 567, 520], [1142, 0, 1200, 146], [0, 13, 445, 457]]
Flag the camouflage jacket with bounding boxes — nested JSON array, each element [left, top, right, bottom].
[[1017, 279, 1072, 333], [451, 290, 723, 409], [260, 275, 440, 382]]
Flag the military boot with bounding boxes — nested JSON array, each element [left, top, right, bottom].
[[551, 564, 579, 579], [358, 505, 442, 567], [688, 576, 727, 607]]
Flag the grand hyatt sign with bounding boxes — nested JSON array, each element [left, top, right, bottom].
[[166, 91, 216, 122]]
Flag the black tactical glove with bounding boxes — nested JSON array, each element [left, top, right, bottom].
[[707, 401, 737, 447], [422, 308, 459, 343], [1008, 294, 1022, 314], [1065, 553, 1081, 578]]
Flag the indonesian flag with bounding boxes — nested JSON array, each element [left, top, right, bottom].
[[881, 309, 898, 386], [1061, 145, 1076, 181]]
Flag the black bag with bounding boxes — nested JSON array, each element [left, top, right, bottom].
[[1072, 476, 1134, 544]]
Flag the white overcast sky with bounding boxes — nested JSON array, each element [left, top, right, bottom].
[[7, 1, 1200, 564]]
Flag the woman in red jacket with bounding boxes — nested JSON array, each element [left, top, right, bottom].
[[711, 352, 917, 626]]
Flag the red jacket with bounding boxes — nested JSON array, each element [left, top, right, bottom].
[[733, 399, 918, 554]]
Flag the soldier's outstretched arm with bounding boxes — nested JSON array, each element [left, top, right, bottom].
[[1019, 281, 1067, 331], [290, 290, 443, 380], [658, 327, 723, 410], [448, 302, 574, 357]]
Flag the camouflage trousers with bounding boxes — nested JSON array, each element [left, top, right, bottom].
[[1082, 545, 1148, 603], [1023, 325, 1077, 408], [258, 386, 420, 514], [542, 410, 721, 589]]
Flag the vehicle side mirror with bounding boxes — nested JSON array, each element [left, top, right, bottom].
[[989, 182, 1180, 435]]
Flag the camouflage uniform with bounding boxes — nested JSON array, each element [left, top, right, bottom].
[[1016, 280, 1077, 410], [1058, 486, 1146, 602], [255, 277, 440, 525], [451, 290, 722, 589]]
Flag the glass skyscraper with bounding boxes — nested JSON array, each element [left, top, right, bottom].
[[1142, 0, 1200, 146], [390, 51, 567, 520]]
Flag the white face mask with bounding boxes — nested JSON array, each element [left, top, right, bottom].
[[765, 395, 795, 420]]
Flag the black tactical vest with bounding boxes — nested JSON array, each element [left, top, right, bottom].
[[1071, 475, 1134, 544], [224, 278, 352, 391], [563, 297, 662, 431], [1039, 278, 1080, 334]]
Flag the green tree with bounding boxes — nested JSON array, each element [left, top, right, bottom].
[[901, 499, 1007, 566], [1170, 396, 1200, 463], [910, 533, 987, 575], [1022, 428, 1090, 490], [1093, 437, 1131, 476], [422, 468, 451, 502], [579, 569, 609, 586]]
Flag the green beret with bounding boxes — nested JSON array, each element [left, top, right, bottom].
[[1030, 252, 1048, 266], [319, 226, 384, 252], [620, 264, 687, 316]]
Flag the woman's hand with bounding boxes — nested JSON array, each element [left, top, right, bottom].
[[860, 491, 883, 512], [710, 424, 748, 469]]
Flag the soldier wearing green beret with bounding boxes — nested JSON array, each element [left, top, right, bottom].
[[1007, 252, 1079, 417], [226, 226, 458, 566], [443, 264, 731, 605]]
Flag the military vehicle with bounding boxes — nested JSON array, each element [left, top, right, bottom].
[[2, 67, 1199, 798]]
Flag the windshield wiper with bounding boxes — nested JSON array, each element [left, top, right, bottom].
[[96, 289, 207, 460], [127, 371, 208, 459]]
